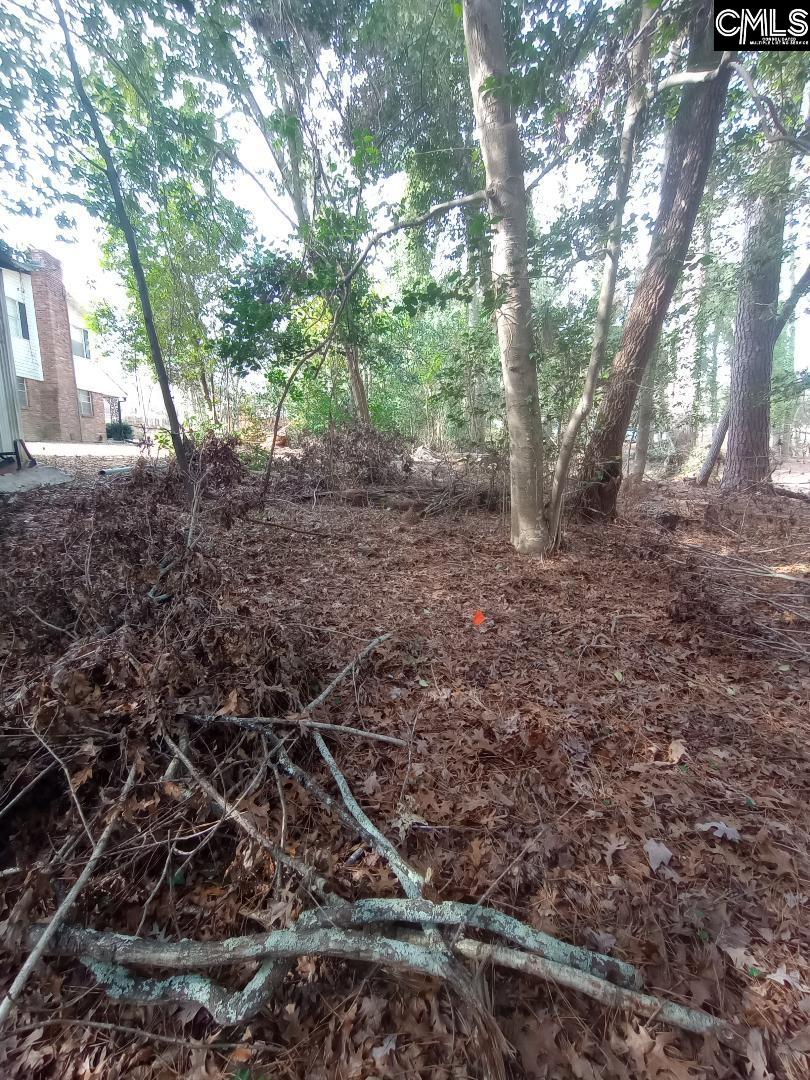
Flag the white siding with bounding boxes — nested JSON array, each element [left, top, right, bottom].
[[2, 268, 43, 382]]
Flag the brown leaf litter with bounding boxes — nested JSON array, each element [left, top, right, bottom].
[[0, 461, 808, 1079]]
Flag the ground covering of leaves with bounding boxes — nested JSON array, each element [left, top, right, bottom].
[[0, 457, 808, 1080]]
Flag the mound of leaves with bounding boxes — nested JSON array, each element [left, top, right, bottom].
[[189, 433, 246, 487]]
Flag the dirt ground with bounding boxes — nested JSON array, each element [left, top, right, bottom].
[[0, 462, 808, 1079]]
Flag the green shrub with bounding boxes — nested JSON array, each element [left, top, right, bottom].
[[106, 421, 134, 441]]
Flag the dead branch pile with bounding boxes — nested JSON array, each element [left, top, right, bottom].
[[269, 429, 507, 514]]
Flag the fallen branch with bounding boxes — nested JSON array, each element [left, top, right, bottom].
[[162, 734, 330, 896], [188, 712, 407, 748], [81, 956, 288, 1026], [0, 763, 137, 1028], [453, 938, 745, 1054], [312, 729, 425, 899], [25, 920, 744, 1051], [301, 632, 392, 715], [294, 896, 641, 990], [245, 516, 346, 540]]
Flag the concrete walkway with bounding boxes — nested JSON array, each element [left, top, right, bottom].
[[22, 441, 150, 459], [0, 465, 73, 493]]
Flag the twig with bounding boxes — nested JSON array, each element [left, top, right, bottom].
[[162, 734, 329, 895], [245, 517, 345, 540], [23, 607, 77, 641], [272, 766, 287, 894], [0, 762, 57, 823], [22, 720, 95, 848], [312, 730, 424, 899], [302, 632, 392, 715], [8, 1016, 243, 1050], [189, 712, 407, 748], [0, 763, 137, 1028], [255, 728, 361, 835], [135, 840, 175, 938], [451, 938, 745, 1053]]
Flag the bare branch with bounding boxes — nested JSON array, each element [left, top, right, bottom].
[[0, 764, 137, 1028], [730, 61, 810, 156], [774, 261, 810, 339], [162, 734, 330, 895], [189, 712, 407, 748], [341, 192, 486, 286], [656, 51, 733, 92], [26, 920, 743, 1050]]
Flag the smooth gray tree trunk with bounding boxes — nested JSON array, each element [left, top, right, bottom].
[[463, 0, 546, 553]]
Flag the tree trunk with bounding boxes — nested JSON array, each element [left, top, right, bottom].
[[577, 6, 731, 520], [721, 148, 792, 492], [546, 1, 653, 545], [629, 347, 657, 486], [346, 342, 371, 426], [54, 0, 188, 474], [696, 408, 729, 486], [462, 0, 546, 554]]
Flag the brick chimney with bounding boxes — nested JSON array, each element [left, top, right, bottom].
[[25, 250, 81, 442]]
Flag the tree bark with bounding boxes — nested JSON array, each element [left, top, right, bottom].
[[721, 147, 792, 492], [462, 0, 546, 553], [629, 346, 657, 486], [696, 408, 729, 485], [54, 0, 188, 474], [547, 1, 653, 545], [577, 5, 731, 520], [346, 342, 371, 427]]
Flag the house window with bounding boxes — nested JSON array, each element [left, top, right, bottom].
[[71, 326, 90, 358], [78, 388, 94, 417], [6, 298, 30, 340], [16, 377, 28, 409]]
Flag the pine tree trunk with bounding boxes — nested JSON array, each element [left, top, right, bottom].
[[696, 408, 729, 486], [629, 348, 657, 486], [577, 6, 731, 520], [463, 0, 546, 553], [721, 148, 792, 492]]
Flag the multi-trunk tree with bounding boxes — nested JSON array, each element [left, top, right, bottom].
[[577, 5, 732, 520]]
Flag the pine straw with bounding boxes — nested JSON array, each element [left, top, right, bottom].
[[0, 467, 808, 1078]]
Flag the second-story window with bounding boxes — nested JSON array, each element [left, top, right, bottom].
[[71, 326, 90, 358], [6, 298, 30, 340]]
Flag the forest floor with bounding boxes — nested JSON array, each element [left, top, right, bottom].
[[0, 455, 808, 1080]]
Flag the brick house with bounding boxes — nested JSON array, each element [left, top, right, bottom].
[[0, 247, 126, 447]]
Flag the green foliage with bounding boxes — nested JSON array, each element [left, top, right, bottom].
[[106, 421, 134, 440]]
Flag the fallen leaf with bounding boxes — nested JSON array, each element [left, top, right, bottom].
[[697, 821, 741, 842], [472, 609, 486, 626], [71, 765, 93, 791], [667, 739, 687, 763], [767, 965, 810, 993], [644, 839, 673, 872], [215, 688, 239, 716]]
